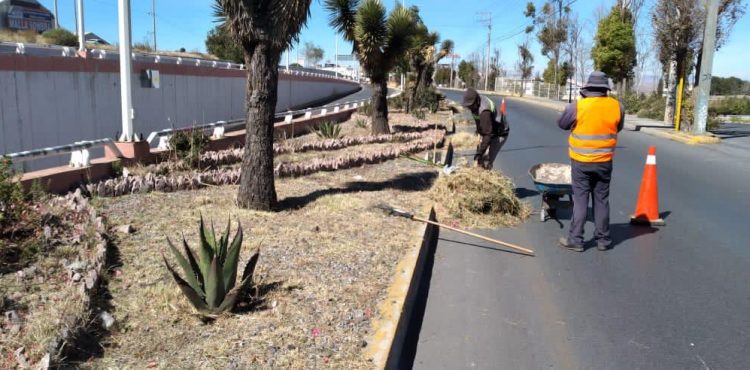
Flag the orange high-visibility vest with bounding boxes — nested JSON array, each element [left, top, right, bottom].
[[569, 97, 621, 163]]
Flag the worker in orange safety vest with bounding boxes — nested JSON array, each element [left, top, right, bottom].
[[557, 71, 625, 252]]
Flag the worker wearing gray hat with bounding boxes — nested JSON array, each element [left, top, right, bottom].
[[557, 71, 625, 252], [461, 88, 510, 169]]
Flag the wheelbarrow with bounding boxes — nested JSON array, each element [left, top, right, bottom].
[[528, 163, 573, 222]]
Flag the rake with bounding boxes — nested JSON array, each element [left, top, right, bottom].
[[374, 203, 535, 256]]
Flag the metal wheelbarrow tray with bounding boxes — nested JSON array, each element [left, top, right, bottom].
[[528, 163, 573, 222]]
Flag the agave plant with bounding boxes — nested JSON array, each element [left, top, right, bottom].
[[314, 121, 343, 139], [162, 216, 259, 315]]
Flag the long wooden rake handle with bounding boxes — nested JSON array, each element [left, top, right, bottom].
[[412, 216, 535, 256]]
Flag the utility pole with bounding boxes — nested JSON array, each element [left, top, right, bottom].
[[76, 0, 85, 51], [335, 36, 339, 78], [478, 12, 492, 91], [554, 0, 562, 100], [118, 0, 134, 141], [150, 0, 157, 51], [53, 0, 59, 28], [693, 0, 720, 135]]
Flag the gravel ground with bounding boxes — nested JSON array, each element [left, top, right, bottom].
[[84, 157, 438, 369]]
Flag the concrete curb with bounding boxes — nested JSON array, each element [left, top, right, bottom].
[[366, 204, 438, 369], [637, 127, 721, 145]]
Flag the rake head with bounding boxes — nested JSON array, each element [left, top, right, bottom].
[[372, 203, 415, 219]]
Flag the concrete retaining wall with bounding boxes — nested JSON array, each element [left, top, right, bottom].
[[0, 54, 360, 157]]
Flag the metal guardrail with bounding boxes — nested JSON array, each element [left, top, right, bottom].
[[5, 138, 123, 168], [0, 42, 360, 83], [144, 89, 403, 146], [5, 89, 403, 169]]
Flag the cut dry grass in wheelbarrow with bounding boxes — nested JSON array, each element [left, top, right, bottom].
[[430, 166, 530, 228]]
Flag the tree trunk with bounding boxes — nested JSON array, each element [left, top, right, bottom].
[[693, 47, 703, 88], [237, 43, 279, 210], [663, 58, 678, 124], [370, 74, 390, 135]]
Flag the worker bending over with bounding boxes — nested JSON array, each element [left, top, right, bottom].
[[558, 71, 624, 252], [461, 88, 510, 169]]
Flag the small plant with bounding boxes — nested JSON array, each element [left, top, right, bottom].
[[163, 216, 259, 316], [0, 157, 25, 230], [411, 109, 427, 121], [315, 121, 342, 139], [169, 128, 210, 165], [41, 28, 78, 47], [354, 118, 368, 129], [357, 103, 373, 116]]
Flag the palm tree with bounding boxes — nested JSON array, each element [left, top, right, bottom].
[[213, 0, 312, 210], [325, 0, 417, 134]]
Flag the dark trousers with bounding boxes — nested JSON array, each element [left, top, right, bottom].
[[568, 160, 613, 247], [476, 135, 508, 169]]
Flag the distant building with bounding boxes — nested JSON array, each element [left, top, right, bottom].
[[0, 0, 54, 33], [85, 32, 109, 46]]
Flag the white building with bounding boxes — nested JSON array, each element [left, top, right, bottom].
[[0, 0, 54, 33]]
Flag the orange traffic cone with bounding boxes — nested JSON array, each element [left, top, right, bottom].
[[500, 98, 507, 115], [630, 146, 665, 226]]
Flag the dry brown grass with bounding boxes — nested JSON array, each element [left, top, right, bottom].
[[430, 166, 530, 229], [0, 201, 100, 367], [449, 132, 480, 150], [84, 159, 437, 368]]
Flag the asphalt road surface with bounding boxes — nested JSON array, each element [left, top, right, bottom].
[[409, 90, 750, 369]]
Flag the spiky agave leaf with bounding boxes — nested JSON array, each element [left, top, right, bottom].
[[218, 217, 231, 263], [181, 234, 204, 290], [222, 221, 244, 292], [218, 249, 258, 312], [162, 252, 209, 312], [166, 237, 204, 298], [205, 256, 226, 310], [198, 215, 215, 278]]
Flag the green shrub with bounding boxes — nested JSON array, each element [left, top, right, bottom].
[[710, 97, 750, 116], [354, 118, 368, 129], [41, 28, 78, 47], [0, 157, 25, 231], [170, 129, 210, 165], [163, 216, 260, 316], [357, 102, 372, 116], [388, 95, 405, 110], [412, 88, 444, 113], [314, 121, 342, 139]]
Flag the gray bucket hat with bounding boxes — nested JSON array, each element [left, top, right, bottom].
[[584, 71, 611, 90]]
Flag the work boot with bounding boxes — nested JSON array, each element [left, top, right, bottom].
[[597, 244, 610, 251], [558, 237, 584, 252]]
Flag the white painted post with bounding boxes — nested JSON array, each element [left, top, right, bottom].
[[76, 0, 85, 51], [118, 0, 135, 141]]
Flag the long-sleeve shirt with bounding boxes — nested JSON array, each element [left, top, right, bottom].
[[558, 91, 625, 132]]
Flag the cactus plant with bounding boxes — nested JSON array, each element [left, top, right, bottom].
[[162, 216, 259, 315]]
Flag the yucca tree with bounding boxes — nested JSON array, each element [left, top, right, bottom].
[[426, 39, 454, 87], [213, 0, 312, 210], [325, 0, 417, 134]]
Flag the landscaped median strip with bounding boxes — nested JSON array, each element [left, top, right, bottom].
[[366, 204, 438, 369]]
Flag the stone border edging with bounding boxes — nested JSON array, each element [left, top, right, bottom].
[[366, 204, 438, 369]]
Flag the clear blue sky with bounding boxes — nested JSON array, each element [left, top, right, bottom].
[[39, 0, 750, 80]]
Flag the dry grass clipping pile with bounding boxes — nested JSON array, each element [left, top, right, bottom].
[[430, 167, 529, 228], [450, 132, 480, 150]]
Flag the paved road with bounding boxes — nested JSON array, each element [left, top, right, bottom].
[[409, 90, 750, 369]]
